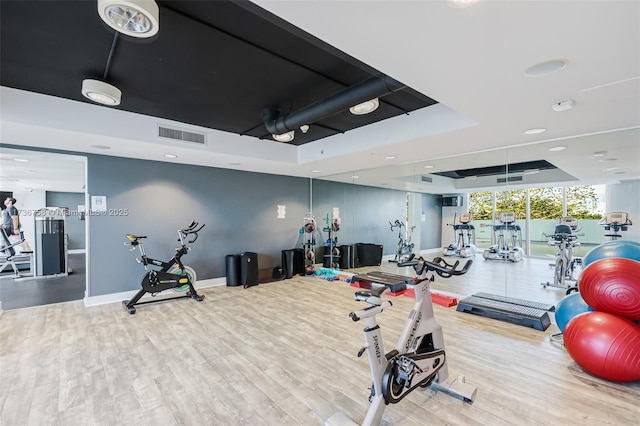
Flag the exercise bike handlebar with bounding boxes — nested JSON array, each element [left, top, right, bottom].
[[179, 221, 205, 244], [397, 256, 473, 278]]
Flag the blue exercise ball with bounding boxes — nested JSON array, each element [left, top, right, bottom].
[[582, 240, 640, 268], [555, 292, 594, 333]]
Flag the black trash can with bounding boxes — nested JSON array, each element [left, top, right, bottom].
[[241, 252, 259, 288], [225, 254, 241, 286]]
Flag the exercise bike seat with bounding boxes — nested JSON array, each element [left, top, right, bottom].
[[126, 234, 147, 242], [354, 286, 389, 306]]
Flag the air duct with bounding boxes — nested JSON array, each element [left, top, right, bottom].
[[262, 74, 406, 136]]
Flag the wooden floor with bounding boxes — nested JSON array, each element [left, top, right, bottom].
[[1, 254, 638, 425]]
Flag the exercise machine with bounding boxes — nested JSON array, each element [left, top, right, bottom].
[[598, 211, 632, 240], [483, 212, 524, 262], [0, 228, 33, 278], [122, 220, 205, 314], [301, 213, 319, 275], [325, 256, 477, 426], [388, 219, 415, 263], [541, 217, 581, 294], [322, 213, 341, 269], [443, 212, 476, 258]]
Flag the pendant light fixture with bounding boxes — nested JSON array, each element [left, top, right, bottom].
[[81, 32, 122, 106], [97, 0, 159, 38], [81, 79, 122, 105]]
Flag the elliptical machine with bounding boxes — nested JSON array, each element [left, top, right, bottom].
[[325, 256, 477, 426], [541, 217, 581, 294], [598, 211, 633, 240], [122, 220, 205, 314], [483, 212, 524, 262], [443, 212, 477, 258], [388, 219, 415, 263]]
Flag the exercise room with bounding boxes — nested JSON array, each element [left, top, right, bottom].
[[1, 1, 639, 425]]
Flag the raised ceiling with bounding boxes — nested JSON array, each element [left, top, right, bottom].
[[0, 0, 435, 146], [1, 1, 639, 193]]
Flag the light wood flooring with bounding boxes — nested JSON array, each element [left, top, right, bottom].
[[1, 254, 638, 425]]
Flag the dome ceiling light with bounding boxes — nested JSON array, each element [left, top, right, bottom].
[[98, 0, 159, 38], [81, 79, 121, 105]]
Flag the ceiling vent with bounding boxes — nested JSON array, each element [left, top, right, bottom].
[[497, 176, 523, 183], [421, 175, 433, 183], [158, 125, 206, 145]]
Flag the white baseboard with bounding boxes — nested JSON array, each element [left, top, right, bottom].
[[83, 277, 226, 308]]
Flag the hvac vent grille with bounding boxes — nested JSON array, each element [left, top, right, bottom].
[[497, 176, 523, 183], [421, 175, 433, 183], [158, 126, 206, 144]]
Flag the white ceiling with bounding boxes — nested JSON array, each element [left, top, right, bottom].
[[1, 0, 639, 194]]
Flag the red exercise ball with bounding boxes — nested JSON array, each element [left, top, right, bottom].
[[579, 257, 640, 321], [564, 311, 640, 382]]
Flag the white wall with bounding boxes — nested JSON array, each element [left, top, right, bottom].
[[605, 181, 640, 242]]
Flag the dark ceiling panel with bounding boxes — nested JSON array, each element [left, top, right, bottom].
[[434, 160, 557, 179], [0, 0, 438, 145]]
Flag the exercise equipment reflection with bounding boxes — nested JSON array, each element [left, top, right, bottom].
[[541, 217, 582, 294], [443, 212, 476, 258], [483, 212, 524, 262]]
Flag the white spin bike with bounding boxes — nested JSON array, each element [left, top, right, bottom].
[[326, 256, 477, 426]]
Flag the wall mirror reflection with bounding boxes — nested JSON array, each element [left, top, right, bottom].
[[312, 127, 639, 307]]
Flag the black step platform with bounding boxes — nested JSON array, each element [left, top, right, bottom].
[[473, 292, 556, 312], [351, 271, 413, 293], [456, 293, 552, 331]]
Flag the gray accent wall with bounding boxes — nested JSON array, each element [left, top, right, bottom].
[[46, 191, 86, 250], [87, 155, 311, 296], [311, 180, 442, 256]]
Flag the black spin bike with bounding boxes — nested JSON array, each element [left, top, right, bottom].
[[122, 220, 205, 314]]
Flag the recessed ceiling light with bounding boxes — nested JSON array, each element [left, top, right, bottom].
[[385, 155, 397, 160], [97, 0, 159, 38], [464, 176, 478, 180], [25, 170, 36, 174], [603, 167, 620, 172], [424, 165, 435, 169], [549, 146, 566, 152], [524, 128, 546, 135], [551, 100, 575, 112], [272, 131, 295, 142], [524, 169, 540, 175], [164, 154, 177, 158], [592, 151, 607, 157], [311, 169, 320, 173], [598, 158, 618, 163], [524, 59, 568, 77], [349, 98, 379, 115], [13, 158, 29, 162], [82, 79, 121, 106], [90, 144, 111, 150], [447, 0, 479, 8], [351, 175, 360, 179]]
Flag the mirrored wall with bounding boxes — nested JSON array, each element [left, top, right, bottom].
[[310, 127, 639, 301]]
